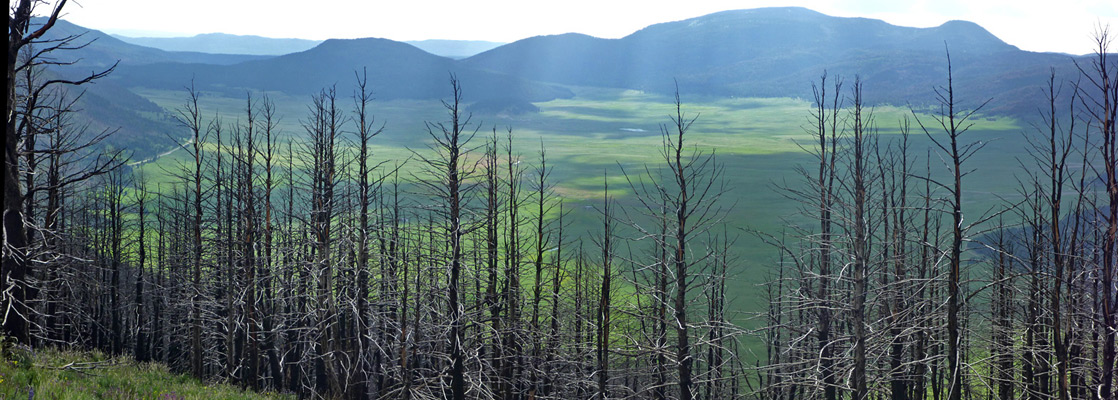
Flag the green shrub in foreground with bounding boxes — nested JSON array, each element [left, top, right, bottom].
[[0, 344, 290, 400]]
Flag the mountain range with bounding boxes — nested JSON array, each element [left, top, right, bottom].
[[111, 37, 573, 101], [464, 7, 1080, 115], [30, 7, 1095, 158], [113, 33, 323, 56], [113, 34, 505, 59], [34, 18, 267, 69]]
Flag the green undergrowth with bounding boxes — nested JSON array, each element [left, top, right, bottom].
[[0, 344, 290, 399]]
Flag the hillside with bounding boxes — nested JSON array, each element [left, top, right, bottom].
[[28, 19, 567, 160], [46, 9, 1092, 117], [62, 77, 180, 157], [114, 32, 323, 55], [111, 37, 574, 101], [32, 17, 268, 72], [32, 8, 1096, 159], [463, 7, 1084, 116], [26, 18, 222, 159], [113, 33, 505, 59]]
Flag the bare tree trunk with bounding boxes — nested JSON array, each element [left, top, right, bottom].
[[240, 93, 260, 390], [260, 95, 284, 390], [596, 176, 615, 400], [482, 131, 503, 396], [352, 69, 382, 399], [911, 47, 988, 400], [414, 76, 474, 400], [4, 0, 98, 346], [888, 119, 912, 400], [172, 83, 208, 379], [849, 78, 870, 400], [530, 142, 554, 398], [444, 80, 467, 400], [502, 129, 524, 399], [107, 169, 126, 355], [668, 91, 696, 400], [305, 86, 343, 395], [135, 176, 150, 361], [1078, 28, 1117, 400], [1037, 69, 1075, 400], [813, 73, 843, 400]]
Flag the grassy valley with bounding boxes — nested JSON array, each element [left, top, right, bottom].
[[8, 4, 1112, 399], [129, 84, 1029, 327]]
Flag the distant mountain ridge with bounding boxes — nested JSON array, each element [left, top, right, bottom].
[[114, 33, 323, 56], [26, 17, 272, 160], [52, 7, 1090, 116], [32, 7, 1102, 160], [462, 7, 1081, 116], [112, 37, 573, 101], [31, 17, 268, 70], [114, 33, 507, 59]]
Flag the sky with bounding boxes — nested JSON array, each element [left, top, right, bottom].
[[54, 0, 1117, 55]]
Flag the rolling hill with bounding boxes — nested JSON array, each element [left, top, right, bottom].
[[26, 18, 272, 160], [32, 7, 1102, 160], [113, 34, 504, 59], [114, 32, 323, 56], [49, 8, 1094, 117], [29, 21, 567, 160], [110, 37, 574, 101], [462, 7, 1085, 116], [32, 17, 268, 71]]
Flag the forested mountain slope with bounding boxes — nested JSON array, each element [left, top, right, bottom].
[[463, 7, 1085, 116]]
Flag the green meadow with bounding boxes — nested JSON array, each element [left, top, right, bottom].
[[128, 84, 1031, 352]]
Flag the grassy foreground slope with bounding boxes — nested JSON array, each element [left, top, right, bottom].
[[0, 346, 291, 399]]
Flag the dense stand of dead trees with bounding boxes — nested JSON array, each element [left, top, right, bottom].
[[3, 9, 749, 395], [5, 3, 1118, 400], [758, 36, 1118, 400]]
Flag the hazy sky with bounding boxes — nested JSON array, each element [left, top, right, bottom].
[[56, 0, 1116, 55]]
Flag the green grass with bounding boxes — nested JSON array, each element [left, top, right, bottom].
[[126, 84, 1031, 287], [122, 84, 1037, 365], [0, 345, 291, 399]]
